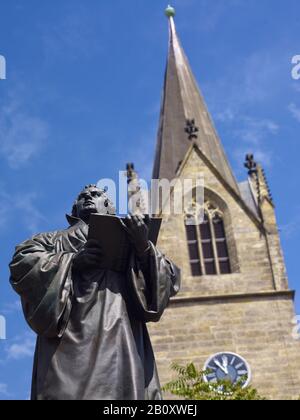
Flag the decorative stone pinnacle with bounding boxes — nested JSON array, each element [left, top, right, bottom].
[[126, 163, 135, 185]]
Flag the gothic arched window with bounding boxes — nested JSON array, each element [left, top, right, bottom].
[[185, 202, 231, 276], [185, 217, 202, 276], [213, 214, 231, 274]]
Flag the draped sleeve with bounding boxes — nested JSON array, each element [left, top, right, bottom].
[[9, 232, 74, 338], [126, 242, 181, 323]]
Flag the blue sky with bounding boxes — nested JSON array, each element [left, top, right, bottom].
[[0, 0, 300, 400]]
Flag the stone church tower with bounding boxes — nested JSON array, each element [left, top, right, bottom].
[[147, 8, 300, 399]]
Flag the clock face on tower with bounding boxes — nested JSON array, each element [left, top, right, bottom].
[[204, 352, 251, 388]]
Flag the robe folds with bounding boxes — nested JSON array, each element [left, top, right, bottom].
[[9, 217, 181, 401]]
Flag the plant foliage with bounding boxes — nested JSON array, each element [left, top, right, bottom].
[[163, 362, 265, 400]]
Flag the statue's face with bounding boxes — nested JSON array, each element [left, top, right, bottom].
[[75, 186, 116, 221]]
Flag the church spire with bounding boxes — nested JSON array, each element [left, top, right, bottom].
[[153, 7, 240, 195]]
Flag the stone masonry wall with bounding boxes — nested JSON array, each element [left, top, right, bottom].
[[148, 295, 300, 400], [148, 146, 299, 400]]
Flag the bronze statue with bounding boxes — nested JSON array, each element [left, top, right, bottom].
[[9, 185, 181, 400]]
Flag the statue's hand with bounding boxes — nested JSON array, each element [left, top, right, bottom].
[[121, 215, 150, 258], [73, 239, 103, 271]]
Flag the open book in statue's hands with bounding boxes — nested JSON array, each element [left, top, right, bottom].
[[88, 214, 162, 273]]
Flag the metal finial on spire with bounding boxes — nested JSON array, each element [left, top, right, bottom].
[[244, 154, 257, 176], [165, 5, 176, 18]]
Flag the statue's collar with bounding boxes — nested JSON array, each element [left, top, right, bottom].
[[66, 214, 88, 227]]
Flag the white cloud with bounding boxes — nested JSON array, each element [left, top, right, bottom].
[[217, 110, 279, 143], [0, 94, 48, 169], [202, 45, 285, 173], [234, 116, 279, 145], [6, 332, 36, 361], [233, 147, 272, 169], [215, 108, 235, 123], [242, 53, 278, 103], [0, 184, 45, 234], [215, 112, 278, 170], [205, 43, 290, 119], [288, 103, 300, 122], [14, 192, 46, 233]]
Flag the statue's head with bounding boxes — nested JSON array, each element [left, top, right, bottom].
[[72, 184, 116, 223]]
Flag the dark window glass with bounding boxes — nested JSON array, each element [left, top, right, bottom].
[[200, 214, 216, 275], [185, 222, 202, 276], [216, 240, 229, 258], [188, 242, 200, 260], [186, 224, 197, 241], [213, 216, 231, 274], [200, 221, 211, 240], [219, 260, 231, 274], [202, 241, 214, 259], [205, 260, 216, 275], [213, 218, 226, 238], [191, 262, 202, 276]]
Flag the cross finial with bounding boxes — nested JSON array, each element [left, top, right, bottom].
[[244, 154, 257, 176], [185, 119, 199, 141]]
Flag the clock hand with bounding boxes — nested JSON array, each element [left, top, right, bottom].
[[214, 359, 227, 374], [222, 356, 229, 374]]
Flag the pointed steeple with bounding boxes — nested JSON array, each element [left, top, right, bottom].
[[153, 7, 240, 195]]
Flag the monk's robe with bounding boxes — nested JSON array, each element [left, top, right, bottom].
[[9, 216, 180, 401]]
